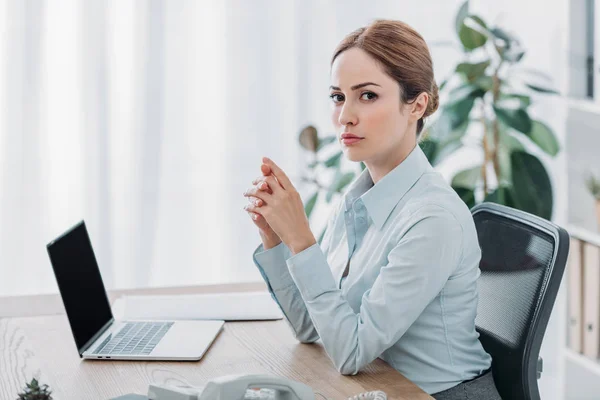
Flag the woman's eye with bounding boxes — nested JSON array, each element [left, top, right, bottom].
[[361, 92, 378, 101], [329, 93, 344, 103]]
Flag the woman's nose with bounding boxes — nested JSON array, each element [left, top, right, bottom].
[[338, 104, 358, 126]]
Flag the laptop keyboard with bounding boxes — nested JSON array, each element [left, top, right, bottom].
[[93, 321, 174, 356]]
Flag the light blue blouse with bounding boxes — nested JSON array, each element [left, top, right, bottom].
[[252, 144, 492, 394]]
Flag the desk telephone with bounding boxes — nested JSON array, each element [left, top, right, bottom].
[[147, 374, 387, 400]]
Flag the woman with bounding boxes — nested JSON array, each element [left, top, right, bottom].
[[242, 19, 501, 399]]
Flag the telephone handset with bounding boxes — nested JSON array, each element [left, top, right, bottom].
[[147, 373, 387, 400]]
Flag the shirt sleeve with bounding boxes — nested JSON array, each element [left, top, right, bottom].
[[286, 205, 464, 375], [252, 241, 319, 343]]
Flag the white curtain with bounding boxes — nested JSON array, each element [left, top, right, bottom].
[[0, 0, 462, 296]]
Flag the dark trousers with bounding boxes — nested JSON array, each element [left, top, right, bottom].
[[432, 369, 502, 400]]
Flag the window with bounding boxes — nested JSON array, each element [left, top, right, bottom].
[[586, 0, 595, 99], [569, 0, 599, 102]]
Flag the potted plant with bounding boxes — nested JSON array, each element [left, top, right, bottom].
[[421, 0, 560, 219], [16, 378, 53, 400], [585, 172, 600, 230]]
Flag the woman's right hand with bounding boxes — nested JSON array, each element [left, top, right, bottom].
[[244, 163, 282, 249]]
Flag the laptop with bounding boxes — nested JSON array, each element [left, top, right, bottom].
[[46, 220, 224, 361]]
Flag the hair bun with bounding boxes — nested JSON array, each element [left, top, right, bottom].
[[425, 82, 439, 118]]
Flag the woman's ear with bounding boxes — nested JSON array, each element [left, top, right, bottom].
[[410, 92, 429, 121]]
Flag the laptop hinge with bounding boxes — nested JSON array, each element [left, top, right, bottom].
[[79, 317, 115, 356]]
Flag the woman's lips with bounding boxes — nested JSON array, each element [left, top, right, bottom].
[[341, 137, 363, 145]]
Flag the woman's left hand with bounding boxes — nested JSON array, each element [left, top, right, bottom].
[[243, 157, 317, 255]]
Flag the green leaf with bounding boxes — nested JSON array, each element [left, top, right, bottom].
[[439, 79, 448, 91], [334, 172, 355, 192], [453, 186, 476, 209], [456, 61, 490, 82], [304, 191, 318, 218], [525, 83, 559, 95], [458, 17, 488, 50], [451, 83, 488, 102], [510, 151, 553, 219], [448, 95, 477, 129], [324, 151, 343, 167], [525, 120, 560, 156], [455, 1, 470, 34], [428, 111, 468, 141], [326, 171, 355, 202], [448, 84, 480, 102], [497, 93, 531, 108], [500, 130, 525, 152], [317, 135, 337, 150], [503, 47, 525, 63], [469, 15, 488, 29], [494, 105, 532, 134], [424, 118, 469, 166], [484, 186, 516, 208], [490, 27, 515, 43], [497, 126, 525, 185], [452, 166, 481, 190], [433, 139, 464, 166], [473, 76, 494, 91], [419, 139, 438, 162]]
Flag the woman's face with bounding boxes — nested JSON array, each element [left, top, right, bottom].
[[329, 47, 424, 165]]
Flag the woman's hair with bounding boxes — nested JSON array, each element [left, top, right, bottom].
[[331, 19, 439, 136]]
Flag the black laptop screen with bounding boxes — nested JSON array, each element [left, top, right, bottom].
[[47, 221, 113, 353]]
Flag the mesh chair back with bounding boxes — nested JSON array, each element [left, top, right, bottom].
[[472, 203, 569, 400]]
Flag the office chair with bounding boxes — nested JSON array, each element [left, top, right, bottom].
[[472, 202, 569, 400]]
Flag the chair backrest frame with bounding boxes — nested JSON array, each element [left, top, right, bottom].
[[471, 202, 569, 400]]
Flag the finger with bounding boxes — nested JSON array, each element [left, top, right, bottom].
[[252, 176, 274, 189], [261, 164, 272, 176], [247, 211, 260, 221], [260, 165, 283, 190], [243, 186, 272, 202], [247, 196, 264, 207], [262, 175, 282, 194], [244, 202, 266, 215], [250, 179, 273, 195], [262, 157, 292, 190], [250, 176, 278, 192]]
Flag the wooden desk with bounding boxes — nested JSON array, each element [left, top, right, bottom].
[[0, 283, 431, 400]]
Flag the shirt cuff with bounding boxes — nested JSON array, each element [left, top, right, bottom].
[[253, 241, 295, 291], [287, 243, 337, 300]]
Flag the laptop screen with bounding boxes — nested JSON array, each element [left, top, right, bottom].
[[47, 221, 113, 354]]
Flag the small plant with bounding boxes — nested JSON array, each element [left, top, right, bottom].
[[585, 172, 600, 201], [16, 378, 53, 400]]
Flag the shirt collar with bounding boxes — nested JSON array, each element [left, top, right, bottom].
[[344, 144, 433, 230]]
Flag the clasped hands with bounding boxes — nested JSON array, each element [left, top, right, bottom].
[[243, 157, 316, 255]]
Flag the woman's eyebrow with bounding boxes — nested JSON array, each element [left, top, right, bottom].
[[329, 82, 381, 91]]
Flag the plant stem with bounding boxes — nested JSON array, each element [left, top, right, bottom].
[[491, 63, 503, 183]]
